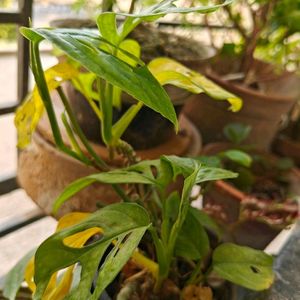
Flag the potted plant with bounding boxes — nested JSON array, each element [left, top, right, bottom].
[[4, 155, 275, 299], [199, 123, 299, 250], [183, 0, 300, 150], [3, 2, 279, 298], [14, 0, 242, 217]]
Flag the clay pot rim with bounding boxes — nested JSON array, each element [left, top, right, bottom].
[[207, 70, 296, 103], [36, 114, 202, 168], [201, 141, 300, 202]]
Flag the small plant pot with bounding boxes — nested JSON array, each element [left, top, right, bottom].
[[184, 60, 298, 150], [201, 143, 300, 249]]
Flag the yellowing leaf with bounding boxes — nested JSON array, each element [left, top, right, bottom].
[[24, 212, 98, 299], [148, 57, 242, 112], [14, 62, 79, 148]]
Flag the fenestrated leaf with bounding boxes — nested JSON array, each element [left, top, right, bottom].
[[212, 243, 274, 291], [148, 58, 242, 112], [14, 62, 79, 148], [53, 170, 156, 214], [20, 28, 178, 130], [33, 203, 151, 300], [3, 249, 36, 300], [175, 207, 210, 260]]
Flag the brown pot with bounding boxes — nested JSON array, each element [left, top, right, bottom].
[[273, 134, 300, 166], [201, 143, 299, 249], [18, 114, 201, 218], [184, 62, 298, 150]]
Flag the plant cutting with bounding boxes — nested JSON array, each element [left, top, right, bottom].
[[183, 0, 300, 149], [14, 0, 242, 215], [4, 155, 275, 299], [199, 123, 299, 249]]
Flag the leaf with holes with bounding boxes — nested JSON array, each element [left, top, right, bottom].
[[33, 203, 151, 300], [212, 243, 274, 291]]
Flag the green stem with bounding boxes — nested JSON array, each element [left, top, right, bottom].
[[112, 184, 131, 202], [129, 0, 137, 13], [61, 112, 91, 164], [98, 78, 113, 146], [57, 86, 108, 170], [186, 260, 204, 285], [30, 41, 82, 162]]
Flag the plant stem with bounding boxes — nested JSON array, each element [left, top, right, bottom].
[[57, 86, 108, 170], [30, 42, 83, 162], [129, 0, 137, 13], [61, 112, 91, 164]]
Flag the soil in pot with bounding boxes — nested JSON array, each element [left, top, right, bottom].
[[183, 56, 299, 150], [201, 143, 299, 249], [65, 81, 184, 150]]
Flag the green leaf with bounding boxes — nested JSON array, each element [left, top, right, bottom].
[[3, 248, 36, 300], [175, 207, 210, 260], [53, 170, 156, 214], [148, 58, 242, 112], [212, 243, 274, 291], [223, 123, 252, 144], [112, 39, 141, 109], [103, 0, 233, 41], [33, 203, 151, 300], [197, 155, 222, 168], [21, 28, 178, 130], [222, 150, 252, 167], [189, 207, 222, 240], [120, 0, 233, 17], [195, 167, 238, 183], [96, 12, 119, 45]]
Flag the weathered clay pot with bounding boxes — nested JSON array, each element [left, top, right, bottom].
[[201, 143, 300, 249], [18, 114, 201, 218], [184, 60, 298, 150], [273, 134, 300, 166]]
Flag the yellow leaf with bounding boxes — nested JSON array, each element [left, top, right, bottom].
[[14, 62, 79, 148], [148, 57, 242, 112], [25, 212, 159, 298]]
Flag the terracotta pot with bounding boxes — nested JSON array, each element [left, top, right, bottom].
[[18, 114, 201, 218], [201, 143, 299, 249], [273, 134, 300, 166], [184, 62, 298, 150]]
